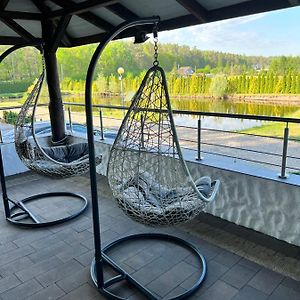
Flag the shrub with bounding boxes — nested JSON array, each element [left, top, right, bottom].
[[3, 111, 31, 125], [209, 74, 228, 99]]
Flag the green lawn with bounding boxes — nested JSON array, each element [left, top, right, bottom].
[[0, 101, 22, 107], [240, 110, 300, 140]]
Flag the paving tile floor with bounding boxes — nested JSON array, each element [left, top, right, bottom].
[[0, 171, 299, 300]]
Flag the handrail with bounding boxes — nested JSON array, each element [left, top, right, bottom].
[[2, 102, 299, 124], [63, 102, 300, 124]]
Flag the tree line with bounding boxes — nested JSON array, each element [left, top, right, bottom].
[[59, 71, 300, 98], [1, 41, 300, 96]]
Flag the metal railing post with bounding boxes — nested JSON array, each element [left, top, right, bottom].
[[141, 114, 145, 149], [196, 118, 203, 160], [99, 109, 104, 140], [279, 123, 289, 179], [68, 107, 73, 133]]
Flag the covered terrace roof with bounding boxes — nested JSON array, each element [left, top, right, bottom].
[[0, 0, 300, 48]]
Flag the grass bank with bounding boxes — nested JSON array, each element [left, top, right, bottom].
[[240, 109, 300, 140]]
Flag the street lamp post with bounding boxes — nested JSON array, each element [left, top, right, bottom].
[[117, 67, 125, 117]]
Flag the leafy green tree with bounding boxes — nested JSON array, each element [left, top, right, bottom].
[[209, 74, 228, 98]]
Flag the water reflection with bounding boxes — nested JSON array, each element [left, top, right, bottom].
[[62, 95, 299, 130]]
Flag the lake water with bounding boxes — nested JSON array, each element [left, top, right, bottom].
[[63, 95, 300, 131]]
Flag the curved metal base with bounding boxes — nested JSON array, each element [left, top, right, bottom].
[[7, 192, 88, 228], [90, 233, 206, 300]]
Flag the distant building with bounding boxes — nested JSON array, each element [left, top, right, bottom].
[[252, 63, 263, 71], [177, 66, 194, 76]]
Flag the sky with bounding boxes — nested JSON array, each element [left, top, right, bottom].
[[159, 5, 300, 57]]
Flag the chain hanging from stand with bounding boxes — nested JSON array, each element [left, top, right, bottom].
[[153, 23, 159, 66]]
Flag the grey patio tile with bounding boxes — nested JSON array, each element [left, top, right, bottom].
[[75, 250, 94, 267], [72, 217, 92, 233], [28, 241, 69, 263], [146, 261, 198, 297], [193, 279, 238, 300], [26, 284, 65, 300], [56, 267, 91, 293], [0, 257, 34, 277], [1, 278, 43, 300], [248, 267, 284, 295], [123, 243, 169, 271], [238, 257, 262, 272], [221, 263, 257, 289], [14, 229, 51, 247], [53, 228, 93, 246], [0, 172, 298, 300], [55, 243, 89, 263], [132, 256, 178, 286], [0, 274, 21, 294], [0, 245, 35, 266], [231, 285, 268, 300], [29, 234, 62, 250], [0, 242, 18, 255], [16, 256, 63, 282], [214, 249, 242, 268], [281, 277, 300, 293], [268, 284, 300, 300], [164, 285, 187, 299], [35, 259, 84, 287], [59, 283, 105, 300]]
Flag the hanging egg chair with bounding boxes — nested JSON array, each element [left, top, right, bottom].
[[107, 43, 220, 226], [15, 61, 101, 178]]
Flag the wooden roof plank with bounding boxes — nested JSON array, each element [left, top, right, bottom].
[[106, 3, 139, 20], [0, 11, 42, 20], [50, 15, 73, 51], [50, 0, 115, 32], [175, 0, 208, 23], [49, 0, 118, 19], [0, 17, 37, 43]]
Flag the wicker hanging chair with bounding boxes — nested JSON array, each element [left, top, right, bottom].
[[15, 65, 101, 178], [107, 64, 220, 226]]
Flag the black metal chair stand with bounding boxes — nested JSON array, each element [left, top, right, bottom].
[[0, 144, 88, 228], [90, 233, 207, 300], [85, 18, 208, 299]]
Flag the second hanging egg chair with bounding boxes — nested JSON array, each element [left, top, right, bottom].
[[15, 59, 102, 178], [107, 38, 220, 226]]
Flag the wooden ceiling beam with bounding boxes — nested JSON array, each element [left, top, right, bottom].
[[49, 0, 118, 19], [50, 15, 72, 51], [106, 3, 138, 20], [0, 36, 38, 45], [31, 0, 51, 14], [210, 0, 290, 22], [176, 0, 208, 23], [0, 11, 42, 20], [0, 0, 10, 10], [0, 17, 37, 43], [50, 0, 115, 32]]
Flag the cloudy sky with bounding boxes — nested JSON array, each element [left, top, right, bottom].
[[159, 6, 300, 56]]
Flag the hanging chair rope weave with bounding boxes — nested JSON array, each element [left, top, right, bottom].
[[15, 65, 101, 178], [107, 65, 220, 226]]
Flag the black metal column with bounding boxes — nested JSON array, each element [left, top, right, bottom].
[[42, 20, 66, 143]]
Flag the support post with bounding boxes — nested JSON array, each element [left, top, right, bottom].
[[196, 118, 203, 160], [68, 107, 73, 133], [279, 123, 289, 179], [42, 19, 66, 143], [99, 109, 104, 140], [43, 50, 66, 143]]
